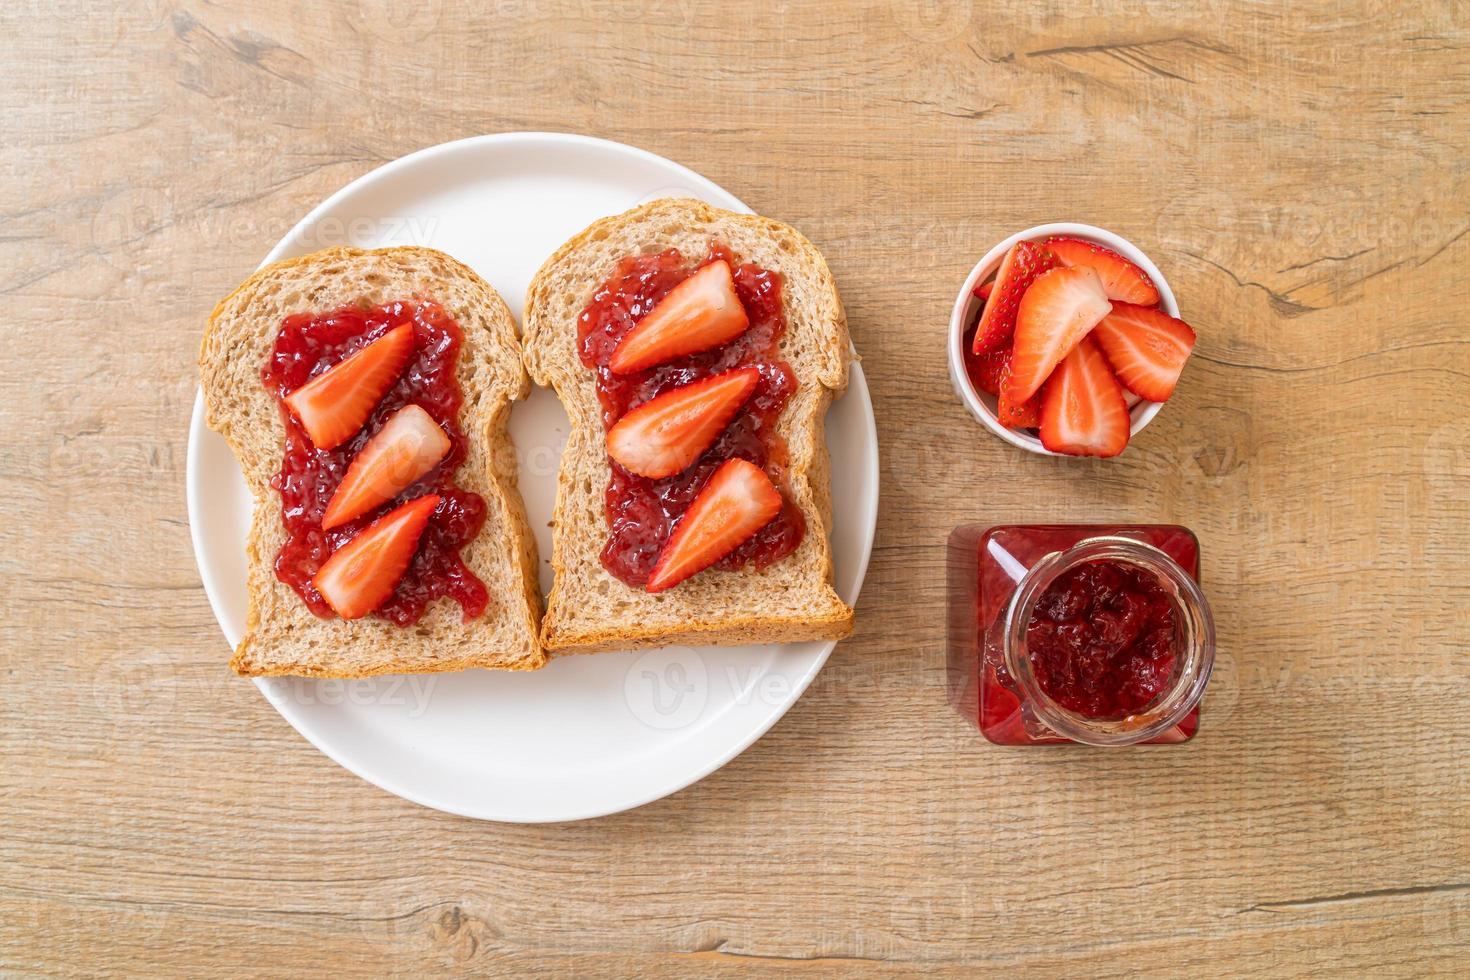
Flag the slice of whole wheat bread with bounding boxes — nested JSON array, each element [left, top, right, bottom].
[[523, 199, 855, 654], [200, 246, 544, 676]]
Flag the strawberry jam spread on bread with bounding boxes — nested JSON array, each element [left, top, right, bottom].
[[264, 300, 489, 624], [578, 243, 804, 589]]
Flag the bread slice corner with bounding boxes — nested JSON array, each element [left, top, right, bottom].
[[523, 199, 855, 655], [201, 246, 545, 676]]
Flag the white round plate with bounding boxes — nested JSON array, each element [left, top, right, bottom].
[[186, 133, 878, 822]]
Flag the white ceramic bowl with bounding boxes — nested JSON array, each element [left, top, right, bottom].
[[947, 222, 1180, 456]]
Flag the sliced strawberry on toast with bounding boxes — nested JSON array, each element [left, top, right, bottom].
[[607, 367, 760, 478], [322, 404, 451, 529], [971, 240, 1059, 355], [1002, 265, 1112, 404], [1038, 335, 1130, 458], [284, 323, 415, 450], [645, 459, 782, 593], [1090, 301, 1197, 402], [313, 494, 439, 619], [609, 260, 750, 373], [1045, 237, 1160, 306]]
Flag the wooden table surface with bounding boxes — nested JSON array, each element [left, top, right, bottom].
[[4, 1, 1467, 976]]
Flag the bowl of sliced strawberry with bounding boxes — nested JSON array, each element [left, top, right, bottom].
[[948, 223, 1197, 458]]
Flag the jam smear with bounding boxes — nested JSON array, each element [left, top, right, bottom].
[[263, 300, 489, 625], [577, 242, 804, 587], [1025, 558, 1178, 719]]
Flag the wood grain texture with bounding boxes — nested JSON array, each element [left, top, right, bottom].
[[2, 0, 1467, 975]]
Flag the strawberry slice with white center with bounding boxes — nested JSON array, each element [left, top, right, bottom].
[[1002, 265, 1112, 404], [322, 404, 451, 529], [1045, 237, 1160, 306], [971, 240, 1059, 355], [610, 260, 751, 373], [285, 323, 415, 450], [607, 367, 760, 478], [1039, 335, 1130, 458], [1090, 301, 1197, 402], [645, 458, 782, 593], [313, 494, 439, 619]]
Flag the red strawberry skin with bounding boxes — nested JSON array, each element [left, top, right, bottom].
[[967, 344, 1040, 428], [1003, 265, 1112, 404], [995, 384, 1041, 429], [1090, 302, 1197, 402], [971, 241, 1060, 355], [1045, 237, 1161, 306], [966, 347, 1009, 396], [1039, 336, 1130, 458]]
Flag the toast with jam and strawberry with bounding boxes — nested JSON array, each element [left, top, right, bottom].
[[200, 246, 544, 676], [523, 199, 855, 654]]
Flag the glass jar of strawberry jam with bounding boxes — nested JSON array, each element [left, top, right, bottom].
[[947, 525, 1215, 746]]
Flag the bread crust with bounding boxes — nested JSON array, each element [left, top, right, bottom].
[[200, 246, 545, 676], [523, 199, 856, 654]]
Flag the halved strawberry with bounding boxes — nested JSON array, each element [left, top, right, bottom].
[[1090, 301, 1197, 402], [973, 279, 994, 300], [1045, 237, 1160, 306], [610, 260, 750, 373], [322, 404, 451, 529], [1002, 265, 1112, 404], [284, 323, 414, 450], [607, 368, 759, 478], [1038, 335, 1130, 458], [971, 241, 1060, 355], [313, 495, 439, 619], [645, 459, 781, 593]]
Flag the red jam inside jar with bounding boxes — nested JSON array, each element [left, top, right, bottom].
[[263, 300, 489, 625], [947, 525, 1212, 746], [577, 242, 805, 587], [1025, 559, 1178, 719]]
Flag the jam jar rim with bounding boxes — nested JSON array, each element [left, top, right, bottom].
[[1001, 534, 1216, 746]]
